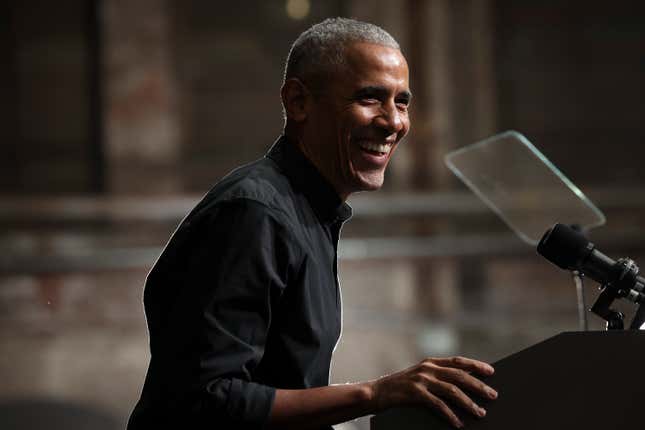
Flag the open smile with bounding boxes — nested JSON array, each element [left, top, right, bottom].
[[356, 140, 392, 155]]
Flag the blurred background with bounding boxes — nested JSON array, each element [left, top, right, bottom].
[[1, 0, 645, 429]]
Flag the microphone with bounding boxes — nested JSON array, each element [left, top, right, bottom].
[[537, 223, 645, 301]]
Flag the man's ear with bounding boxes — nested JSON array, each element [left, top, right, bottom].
[[281, 78, 310, 123]]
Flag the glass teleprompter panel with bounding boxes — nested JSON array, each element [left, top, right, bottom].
[[444, 130, 605, 245]]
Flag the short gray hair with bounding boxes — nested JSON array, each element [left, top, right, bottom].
[[283, 17, 400, 90]]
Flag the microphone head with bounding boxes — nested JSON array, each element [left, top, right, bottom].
[[537, 223, 592, 270]]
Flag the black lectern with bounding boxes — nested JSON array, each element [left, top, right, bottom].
[[371, 331, 645, 430]]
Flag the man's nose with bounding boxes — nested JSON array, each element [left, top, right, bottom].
[[376, 101, 404, 135]]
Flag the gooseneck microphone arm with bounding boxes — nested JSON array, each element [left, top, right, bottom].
[[537, 223, 645, 330]]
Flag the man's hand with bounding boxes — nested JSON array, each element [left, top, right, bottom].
[[368, 356, 497, 429], [268, 356, 496, 430]]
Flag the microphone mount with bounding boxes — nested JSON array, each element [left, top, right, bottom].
[[590, 257, 645, 330]]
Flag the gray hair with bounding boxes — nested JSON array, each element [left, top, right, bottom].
[[283, 17, 400, 91]]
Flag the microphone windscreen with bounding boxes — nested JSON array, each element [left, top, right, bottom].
[[537, 223, 590, 270]]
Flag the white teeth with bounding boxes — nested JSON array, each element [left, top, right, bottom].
[[358, 141, 391, 154]]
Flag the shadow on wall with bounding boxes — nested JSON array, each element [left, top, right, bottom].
[[0, 398, 120, 430]]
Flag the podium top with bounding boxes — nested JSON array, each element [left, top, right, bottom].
[[371, 331, 645, 430]]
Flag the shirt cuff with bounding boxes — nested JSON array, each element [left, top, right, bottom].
[[206, 378, 276, 427]]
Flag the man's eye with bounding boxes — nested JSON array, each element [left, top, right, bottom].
[[396, 101, 409, 110], [360, 96, 379, 104]]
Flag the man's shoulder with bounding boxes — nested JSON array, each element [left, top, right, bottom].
[[191, 156, 296, 221]]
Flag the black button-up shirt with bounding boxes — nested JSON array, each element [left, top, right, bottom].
[[128, 136, 352, 429]]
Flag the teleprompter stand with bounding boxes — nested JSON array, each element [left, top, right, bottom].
[[370, 331, 645, 430]]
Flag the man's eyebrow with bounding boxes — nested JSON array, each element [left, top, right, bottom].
[[354, 86, 388, 98], [399, 90, 413, 101]]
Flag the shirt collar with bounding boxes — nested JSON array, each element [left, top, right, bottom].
[[266, 135, 352, 225]]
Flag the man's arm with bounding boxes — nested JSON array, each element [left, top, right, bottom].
[[180, 198, 496, 429], [268, 356, 497, 430], [177, 199, 297, 427]]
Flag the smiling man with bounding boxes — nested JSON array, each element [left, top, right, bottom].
[[284, 38, 411, 199], [128, 18, 496, 430]]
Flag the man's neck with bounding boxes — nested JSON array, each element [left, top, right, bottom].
[[282, 129, 350, 202]]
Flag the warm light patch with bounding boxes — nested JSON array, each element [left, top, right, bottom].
[[285, 0, 310, 20]]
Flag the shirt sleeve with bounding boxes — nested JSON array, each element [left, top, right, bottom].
[[182, 198, 299, 428]]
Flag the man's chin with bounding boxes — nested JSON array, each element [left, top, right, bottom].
[[353, 172, 385, 193]]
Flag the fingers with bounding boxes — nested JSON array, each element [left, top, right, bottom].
[[431, 379, 487, 419], [422, 390, 464, 429], [429, 356, 495, 376], [435, 366, 498, 400]]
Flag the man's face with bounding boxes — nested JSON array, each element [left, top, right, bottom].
[[301, 42, 411, 200]]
